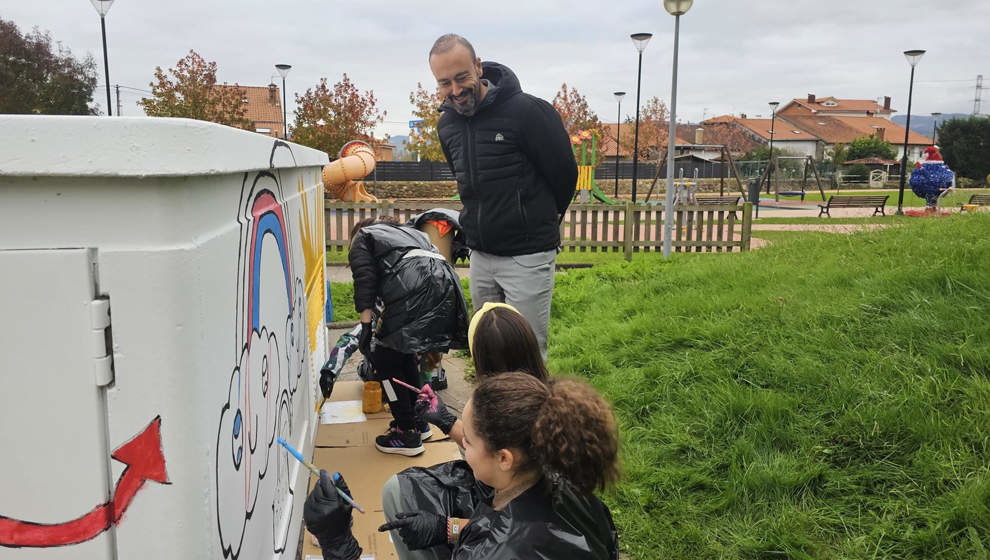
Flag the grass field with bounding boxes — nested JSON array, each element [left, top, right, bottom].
[[546, 213, 990, 558]]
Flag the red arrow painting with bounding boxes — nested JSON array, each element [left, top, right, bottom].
[[0, 416, 169, 548]]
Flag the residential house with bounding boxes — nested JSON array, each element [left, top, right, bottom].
[[216, 83, 284, 138], [702, 115, 822, 159], [599, 122, 698, 162], [778, 94, 932, 161], [778, 93, 896, 120], [702, 93, 933, 163]]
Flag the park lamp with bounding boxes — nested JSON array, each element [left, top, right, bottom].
[[895, 49, 925, 215], [90, 0, 114, 16], [274, 64, 292, 139], [613, 91, 627, 198], [903, 49, 925, 67], [663, 0, 693, 16], [630, 33, 653, 53]]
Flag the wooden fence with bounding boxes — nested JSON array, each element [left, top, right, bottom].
[[325, 200, 752, 260]]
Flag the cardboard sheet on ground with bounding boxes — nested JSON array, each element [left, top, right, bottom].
[[303, 441, 462, 559], [315, 417, 450, 447]]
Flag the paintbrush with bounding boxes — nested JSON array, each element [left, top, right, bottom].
[[276, 437, 365, 513]]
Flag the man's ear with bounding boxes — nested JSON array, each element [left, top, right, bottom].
[[475, 57, 483, 76], [495, 448, 517, 472]]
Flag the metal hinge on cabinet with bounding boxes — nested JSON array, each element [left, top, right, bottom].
[[90, 298, 114, 386]]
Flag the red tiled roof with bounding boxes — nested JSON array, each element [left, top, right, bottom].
[[216, 84, 284, 137], [781, 114, 931, 146], [702, 116, 818, 141], [599, 122, 697, 157], [782, 96, 894, 115]]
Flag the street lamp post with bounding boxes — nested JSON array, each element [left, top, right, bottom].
[[90, 0, 115, 116], [630, 33, 653, 203], [661, 0, 692, 258], [766, 101, 779, 194], [930, 112, 941, 145], [613, 91, 626, 198], [275, 64, 292, 139], [897, 49, 925, 215]]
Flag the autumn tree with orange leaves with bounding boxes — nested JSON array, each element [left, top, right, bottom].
[[406, 83, 446, 162], [621, 96, 670, 161], [552, 83, 606, 160], [139, 50, 250, 128], [291, 75, 385, 158]]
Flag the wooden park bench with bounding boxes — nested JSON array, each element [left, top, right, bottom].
[[696, 195, 742, 205], [961, 193, 990, 211], [818, 194, 889, 217]]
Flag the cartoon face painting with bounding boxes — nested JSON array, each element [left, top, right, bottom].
[[215, 142, 321, 559]]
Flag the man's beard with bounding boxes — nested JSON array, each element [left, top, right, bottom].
[[450, 86, 481, 116]]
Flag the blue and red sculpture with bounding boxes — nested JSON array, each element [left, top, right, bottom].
[[909, 146, 955, 208]]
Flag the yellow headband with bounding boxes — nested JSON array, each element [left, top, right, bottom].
[[468, 302, 520, 355]]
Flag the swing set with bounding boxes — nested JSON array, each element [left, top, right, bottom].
[[755, 154, 828, 202]]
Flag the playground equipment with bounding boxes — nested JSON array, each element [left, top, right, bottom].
[[322, 140, 379, 202], [643, 144, 746, 203], [571, 130, 616, 204], [754, 155, 827, 202]]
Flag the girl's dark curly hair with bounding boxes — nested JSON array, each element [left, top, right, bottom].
[[471, 372, 619, 494]]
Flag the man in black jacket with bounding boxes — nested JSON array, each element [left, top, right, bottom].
[[429, 34, 577, 358]]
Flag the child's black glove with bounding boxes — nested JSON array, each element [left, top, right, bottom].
[[319, 363, 335, 399], [414, 390, 457, 435], [378, 511, 448, 550], [303, 472, 362, 560], [357, 322, 373, 357]]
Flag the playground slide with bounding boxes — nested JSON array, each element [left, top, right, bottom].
[[323, 140, 379, 202]]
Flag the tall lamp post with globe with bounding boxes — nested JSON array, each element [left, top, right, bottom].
[[661, 0, 693, 258]]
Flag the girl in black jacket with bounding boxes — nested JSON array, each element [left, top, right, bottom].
[[348, 217, 468, 456], [305, 373, 620, 560]]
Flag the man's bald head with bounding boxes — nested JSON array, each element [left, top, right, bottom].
[[429, 34, 477, 61]]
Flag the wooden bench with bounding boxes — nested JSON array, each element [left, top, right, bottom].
[[961, 193, 990, 211], [818, 194, 889, 217], [696, 195, 742, 205]]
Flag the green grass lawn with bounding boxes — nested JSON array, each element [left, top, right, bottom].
[[547, 214, 990, 559], [769, 187, 990, 208]]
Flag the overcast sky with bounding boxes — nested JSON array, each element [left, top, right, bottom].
[[6, 1, 988, 139]]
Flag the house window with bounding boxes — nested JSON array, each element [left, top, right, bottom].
[[242, 97, 249, 103], [822, 101, 838, 107], [255, 127, 271, 134]]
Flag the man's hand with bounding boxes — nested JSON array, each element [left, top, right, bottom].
[[303, 472, 362, 560], [357, 322, 373, 357], [378, 511, 448, 550]]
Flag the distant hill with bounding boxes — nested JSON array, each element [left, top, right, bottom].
[[892, 113, 969, 138]]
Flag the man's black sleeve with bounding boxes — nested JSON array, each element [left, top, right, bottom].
[[348, 231, 379, 312], [519, 97, 578, 215]]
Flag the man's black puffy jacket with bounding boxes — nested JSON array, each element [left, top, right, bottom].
[[348, 223, 468, 354], [438, 62, 577, 256]]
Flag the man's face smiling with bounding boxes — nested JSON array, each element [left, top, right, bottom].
[[429, 44, 486, 116]]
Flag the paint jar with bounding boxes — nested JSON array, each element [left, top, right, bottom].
[[362, 381, 383, 414]]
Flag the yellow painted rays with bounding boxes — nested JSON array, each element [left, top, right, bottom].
[[298, 176, 325, 354]]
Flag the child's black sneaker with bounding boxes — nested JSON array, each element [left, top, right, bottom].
[[389, 419, 432, 441], [375, 426, 425, 456]]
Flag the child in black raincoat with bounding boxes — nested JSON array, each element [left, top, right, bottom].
[[348, 216, 468, 456]]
